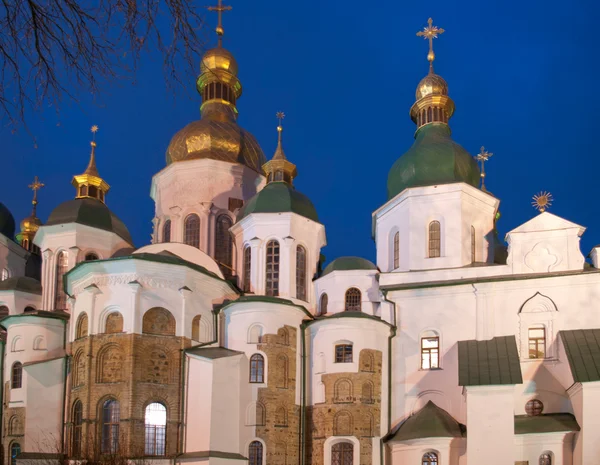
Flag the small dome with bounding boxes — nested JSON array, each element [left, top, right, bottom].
[[200, 47, 238, 76], [0, 202, 15, 239], [237, 182, 319, 223], [322, 256, 377, 276], [47, 198, 133, 245], [134, 243, 224, 279], [416, 73, 448, 100], [20, 214, 42, 235]]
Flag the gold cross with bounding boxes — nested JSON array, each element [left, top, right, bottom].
[[28, 176, 44, 205], [416, 18, 445, 72], [475, 146, 493, 190], [532, 192, 553, 213], [276, 111, 285, 131], [206, 0, 232, 46]]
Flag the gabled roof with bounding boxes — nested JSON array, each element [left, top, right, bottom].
[[386, 401, 465, 442], [514, 413, 580, 434], [560, 329, 600, 382], [458, 336, 522, 386], [507, 212, 585, 236]]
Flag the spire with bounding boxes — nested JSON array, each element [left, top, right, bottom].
[[17, 176, 44, 253], [262, 111, 297, 184], [71, 125, 110, 203], [416, 17, 445, 74], [206, 0, 231, 48]]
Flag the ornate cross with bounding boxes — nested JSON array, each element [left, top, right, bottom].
[[475, 146, 493, 190], [206, 0, 232, 47], [416, 18, 445, 72], [28, 176, 44, 214], [276, 111, 285, 131], [532, 192, 553, 213]]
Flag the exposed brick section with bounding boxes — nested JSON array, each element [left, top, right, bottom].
[[3, 406, 25, 463], [307, 349, 382, 465]]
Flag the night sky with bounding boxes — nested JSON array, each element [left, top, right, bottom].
[[2, 0, 598, 265]]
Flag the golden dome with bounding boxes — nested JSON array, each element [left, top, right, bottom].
[[416, 73, 448, 100], [20, 215, 42, 234], [200, 47, 238, 76]]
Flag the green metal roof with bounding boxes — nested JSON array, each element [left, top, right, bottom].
[[0, 202, 15, 239], [514, 413, 580, 434], [308, 310, 394, 328], [47, 198, 133, 245], [237, 182, 319, 223], [560, 329, 600, 382], [386, 401, 465, 442], [458, 336, 523, 386], [186, 347, 244, 359], [0, 277, 42, 295], [0, 310, 69, 330], [321, 256, 377, 276], [387, 123, 480, 200], [216, 295, 312, 318]]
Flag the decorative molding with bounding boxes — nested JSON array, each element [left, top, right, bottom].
[[72, 273, 196, 295], [524, 242, 561, 272]]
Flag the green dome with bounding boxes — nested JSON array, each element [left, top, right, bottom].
[[47, 198, 133, 245], [237, 182, 319, 223], [0, 202, 15, 239], [322, 256, 377, 276], [387, 124, 480, 200]]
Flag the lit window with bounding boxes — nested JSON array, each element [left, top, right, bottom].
[[162, 220, 171, 243], [249, 441, 263, 465], [250, 354, 265, 383], [525, 399, 544, 416], [528, 327, 546, 359], [1, 268, 9, 281], [10, 443, 20, 465], [184, 214, 200, 249], [265, 240, 280, 297], [243, 246, 252, 292], [421, 336, 439, 369], [319, 294, 328, 316], [428, 221, 441, 258], [335, 344, 353, 363], [215, 215, 233, 278], [540, 453, 552, 465], [11, 362, 22, 389], [422, 452, 438, 465], [332, 442, 353, 465], [72, 401, 83, 456], [145, 403, 167, 456], [344, 288, 361, 312], [54, 251, 68, 309], [296, 246, 307, 301], [470, 225, 476, 262], [393, 232, 399, 269], [101, 399, 120, 453]]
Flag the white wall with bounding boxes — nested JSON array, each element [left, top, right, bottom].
[[313, 270, 379, 316]]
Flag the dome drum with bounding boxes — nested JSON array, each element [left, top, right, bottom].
[[410, 95, 455, 127], [196, 70, 242, 99]]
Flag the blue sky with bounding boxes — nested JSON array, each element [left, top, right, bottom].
[[1, 0, 598, 264]]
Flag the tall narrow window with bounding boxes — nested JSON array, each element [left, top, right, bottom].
[[296, 246, 307, 301], [1, 268, 9, 281], [145, 403, 167, 456], [422, 452, 438, 465], [184, 214, 200, 249], [215, 215, 233, 278], [243, 246, 252, 292], [428, 221, 441, 258], [250, 354, 265, 383], [10, 443, 20, 465], [529, 327, 546, 359], [421, 336, 439, 369], [249, 441, 263, 465], [332, 442, 353, 465], [319, 294, 328, 316], [101, 399, 120, 454], [72, 400, 83, 457], [471, 225, 476, 263], [344, 288, 361, 311], [162, 220, 171, 243], [11, 362, 22, 389], [393, 232, 399, 269], [54, 251, 68, 309], [265, 240, 280, 297], [540, 453, 552, 465]]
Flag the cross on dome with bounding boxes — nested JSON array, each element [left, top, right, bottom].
[[475, 146, 493, 190], [417, 17, 445, 73], [206, 0, 232, 47]]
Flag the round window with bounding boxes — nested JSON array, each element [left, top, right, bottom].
[[525, 399, 544, 416]]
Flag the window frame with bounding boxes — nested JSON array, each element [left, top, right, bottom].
[[243, 245, 252, 293], [470, 225, 476, 263], [528, 326, 546, 359], [422, 451, 438, 465], [393, 231, 399, 269], [162, 219, 171, 243], [10, 442, 21, 465], [420, 336, 440, 370], [54, 250, 69, 309], [183, 214, 201, 249], [72, 400, 83, 457], [334, 344, 353, 363], [249, 353, 265, 383], [296, 245, 307, 301], [100, 398, 120, 454], [428, 221, 441, 258], [525, 399, 544, 416], [11, 362, 22, 389], [248, 440, 263, 465], [265, 240, 280, 297], [215, 214, 234, 278], [344, 288, 361, 312], [144, 402, 167, 456], [331, 441, 354, 465], [319, 293, 328, 316]]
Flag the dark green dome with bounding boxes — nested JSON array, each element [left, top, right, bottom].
[[237, 182, 319, 223], [47, 198, 133, 245], [322, 256, 377, 276], [387, 124, 480, 199], [0, 202, 15, 239]]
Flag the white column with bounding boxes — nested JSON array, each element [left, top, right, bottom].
[[41, 249, 54, 310], [280, 236, 295, 298], [249, 238, 261, 294], [179, 286, 192, 338], [68, 246, 81, 268], [128, 281, 142, 333], [199, 202, 212, 255]]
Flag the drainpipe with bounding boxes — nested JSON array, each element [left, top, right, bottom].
[[299, 322, 308, 465], [0, 339, 4, 461], [380, 290, 398, 465]]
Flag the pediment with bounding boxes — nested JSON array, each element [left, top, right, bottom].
[[507, 212, 585, 236]]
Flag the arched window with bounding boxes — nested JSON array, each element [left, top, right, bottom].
[[393, 232, 399, 269], [192, 315, 202, 341], [248, 324, 263, 344], [296, 245, 307, 301], [11, 362, 22, 389], [361, 381, 374, 404], [428, 221, 441, 258], [0, 305, 9, 314], [8, 415, 19, 435], [105, 312, 123, 334], [471, 225, 476, 262], [422, 452, 438, 465], [427, 107, 432, 123], [540, 453, 552, 465], [10, 443, 21, 465], [162, 220, 171, 243], [76, 313, 88, 339], [72, 400, 83, 457], [85, 252, 99, 261], [249, 441, 263, 465], [249, 354, 265, 383], [24, 306, 35, 313], [100, 399, 120, 453], [265, 240, 280, 297], [145, 402, 167, 456], [319, 294, 328, 316], [1, 268, 9, 281], [276, 355, 288, 389], [72, 350, 85, 387], [184, 214, 200, 249], [528, 326, 546, 359], [243, 246, 252, 292], [525, 399, 544, 416], [332, 442, 353, 465], [54, 251, 68, 309], [421, 333, 440, 369], [142, 307, 176, 336], [344, 288, 361, 312], [274, 406, 287, 426], [215, 214, 233, 278]]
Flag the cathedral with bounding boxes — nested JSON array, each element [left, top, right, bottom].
[[0, 8, 597, 465]]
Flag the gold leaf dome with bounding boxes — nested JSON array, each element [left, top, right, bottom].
[[200, 47, 238, 76], [20, 215, 42, 234], [415, 73, 448, 100]]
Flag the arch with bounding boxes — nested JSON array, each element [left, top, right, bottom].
[[393, 231, 400, 269], [422, 452, 438, 465], [296, 245, 307, 301], [333, 410, 353, 436], [274, 442, 287, 465], [361, 381, 374, 404], [428, 221, 441, 258], [0, 305, 8, 314], [359, 350, 375, 372], [276, 354, 289, 389], [162, 219, 171, 243], [192, 315, 202, 341], [364, 411, 375, 437], [144, 402, 167, 456], [72, 349, 86, 388], [245, 401, 266, 426], [247, 324, 264, 344], [278, 327, 290, 346], [332, 441, 353, 465], [344, 288, 361, 312], [24, 306, 35, 312], [11, 336, 23, 352], [11, 362, 22, 389], [315, 381, 325, 403], [144, 346, 172, 384], [96, 344, 124, 383], [105, 312, 124, 334], [265, 240, 280, 296], [316, 352, 326, 374], [248, 441, 263, 465], [8, 415, 20, 436], [142, 307, 176, 336], [519, 292, 558, 314], [215, 214, 233, 278], [99, 398, 120, 453], [333, 378, 353, 403], [10, 442, 21, 465], [75, 313, 88, 339], [85, 252, 99, 261], [319, 293, 328, 316], [1, 268, 9, 281], [274, 405, 288, 426], [243, 245, 252, 292], [471, 225, 476, 262], [71, 400, 83, 456], [184, 214, 200, 249], [539, 452, 553, 465], [250, 354, 265, 383], [54, 250, 69, 309]]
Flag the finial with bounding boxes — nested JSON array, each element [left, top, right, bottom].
[[532, 192, 553, 213], [475, 146, 493, 190], [416, 17, 445, 74], [85, 125, 100, 176], [273, 111, 286, 160], [28, 176, 44, 216], [206, 0, 232, 48]]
